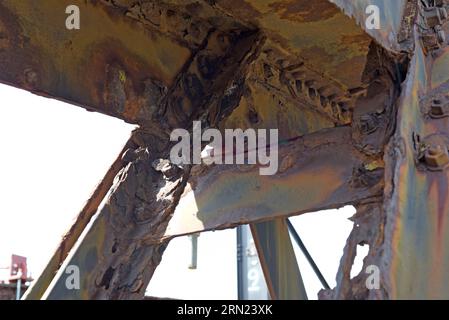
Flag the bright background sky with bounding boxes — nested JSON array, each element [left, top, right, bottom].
[[0, 83, 365, 299]]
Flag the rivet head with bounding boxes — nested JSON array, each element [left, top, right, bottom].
[[23, 68, 38, 87]]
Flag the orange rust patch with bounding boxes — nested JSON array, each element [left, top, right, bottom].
[[85, 40, 167, 121], [340, 34, 372, 53]]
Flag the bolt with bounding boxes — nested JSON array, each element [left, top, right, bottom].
[[430, 99, 449, 118], [424, 144, 449, 170]]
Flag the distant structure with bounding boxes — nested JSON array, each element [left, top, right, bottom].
[[0, 255, 31, 300]]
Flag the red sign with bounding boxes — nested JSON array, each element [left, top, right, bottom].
[[9, 254, 27, 282]]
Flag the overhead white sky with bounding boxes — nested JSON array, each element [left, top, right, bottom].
[[0, 83, 363, 300]]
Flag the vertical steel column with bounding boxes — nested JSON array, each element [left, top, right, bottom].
[[250, 219, 308, 300]]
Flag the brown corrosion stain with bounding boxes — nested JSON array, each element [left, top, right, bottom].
[[268, 0, 340, 23], [337, 56, 368, 87], [0, 3, 19, 50], [86, 40, 168, 122], [0, 2, 51, 92], [0, 21, 10, 52], [340, 34, 372, 53]]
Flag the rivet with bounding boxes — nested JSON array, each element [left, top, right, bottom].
[[23, 68, 37, 87]]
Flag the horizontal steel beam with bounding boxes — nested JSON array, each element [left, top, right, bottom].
[[163, 126, 384, 239], [0, 0, 191, 124]]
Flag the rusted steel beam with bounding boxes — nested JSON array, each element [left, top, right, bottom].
[[39, 29, 264, 300], [250, 219, 308, 300], [212, 0, 374, 93], [165, 40, 401, 240], [381, 22, 449, 299], [42, 133, 191, 299], [1, 0, 387, 131], [0, 0, 192, 124], [22, 135, 136, 300], [163, 126, 384, 239]]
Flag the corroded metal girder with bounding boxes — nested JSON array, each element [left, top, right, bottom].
[[5, 0, 445, 301], [42, 132, 191, 299], [1, 0, 381, 130], [166, 35, 404, 238], [320, 1, 449, 299], [0, 0, 191, 124], [22, 135, 136, 300], [381, 30, 449, 299], [164, 126, 384, 239]]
